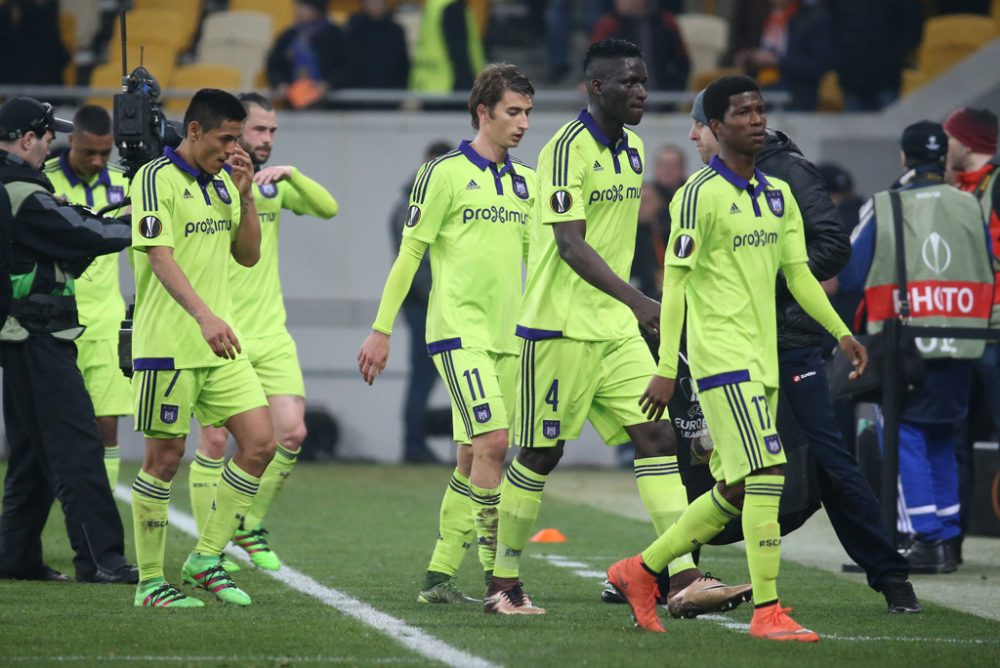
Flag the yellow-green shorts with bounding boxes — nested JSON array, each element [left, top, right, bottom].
[[76, 337, 132, 417], [431, 347, 518, 444], [245, 330, 305, 397], [695, 371, 785, 485], [132, 358, 268, 439], [513, 335, 660, 448]]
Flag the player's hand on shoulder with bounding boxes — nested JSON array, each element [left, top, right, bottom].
[[228, 144, 255, 197], [198, 312, 241, 360], [358, 331, 390, 386], [631, 294, 661, 338], [639, 374, 675, 422], [253, 166, 294, 185], [839, 335, 868, 379]]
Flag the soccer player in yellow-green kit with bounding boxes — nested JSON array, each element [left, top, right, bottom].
[[358, 64, 535, 605], [486, 39, 749, 616], [129, 89, 276, 608], [607, 76, 868, 639], [43, 105, 131, 488], [191, 92, 338, 572]]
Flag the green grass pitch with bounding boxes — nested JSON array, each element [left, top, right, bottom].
[[0, 462, 997, 667]]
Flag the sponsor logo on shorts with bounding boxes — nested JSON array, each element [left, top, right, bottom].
[[550, 190, 572, 214], [160, 403, 179, 424], [791, 370, 817, 383], [674, 234, 695, 258], [764, 434, 782, 454], [139, 215, 162, 239], [473, 403, 492, 423], [543, 419, 560, 438], [405, 204, 421, 227]]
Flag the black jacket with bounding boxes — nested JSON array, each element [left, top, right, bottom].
[[0, 150, 130, 335], [266, 21, 350, 89], [755, 130, 850, 350]]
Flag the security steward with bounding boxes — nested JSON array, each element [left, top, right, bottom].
[[0, 97, 138, 583], [841, 120, 994, 574]]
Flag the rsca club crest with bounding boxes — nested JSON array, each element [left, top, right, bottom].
[[627, 148, 643, 174], [405, 204, 421, 227], [160, 404, 179, 425], [765, 190, 784, 217], [259, 182, 278, 198], [512, 174, 529, 200], [543, 420, 560, 439], [107, 186, 125, 204], [764, 434, 782, 455], [473, 403, 492, 424], [213, 180, 231, 204]]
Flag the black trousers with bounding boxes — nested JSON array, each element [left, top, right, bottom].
[[779, 345, 910, 589], [0, 336, 127, 579], [401, 303, 438, 460]]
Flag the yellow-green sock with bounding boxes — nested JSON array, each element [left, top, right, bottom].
[[188, 453, 224, 535], [195, 460, 260, 556], [641, 486, 740, 573], [493, 459, 547, 579], [427, 469, 476, 577], [131, 470, 171, 582], [743, 475, 784, 607], [243, 443, 298, 530], [469, 482, 501, 573], [104, 445, 120, 489], [634, 455, 697, 576]]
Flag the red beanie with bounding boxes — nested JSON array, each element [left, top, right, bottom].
[[944, 108, 998, 155]]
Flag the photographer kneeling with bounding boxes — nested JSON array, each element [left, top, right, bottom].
[[0, 97, 137, 584]]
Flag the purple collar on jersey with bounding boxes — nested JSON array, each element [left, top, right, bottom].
[[458, 139, 514, 176], [709, 154, 770, 194], [577, 109, 630, 155], [58, 149, 111, 188], [164, 146, 232, 184]]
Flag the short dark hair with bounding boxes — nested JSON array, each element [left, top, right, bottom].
[[425, 140, 452, 161], [702, 75, 761, 124], [583, 38, 644, 78], [183, 88, 247, 132], [468, 63, 534, 130], [237, 91, 274, 113], [73, 104, 111, 136]]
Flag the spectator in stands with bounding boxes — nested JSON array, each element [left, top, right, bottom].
[[725, 0, 769, 66], [634, 144, 686, 297], [734, 0, 834, 111], [590, 0, 690, 91], [388, 140, 452, 464], [266, 0, 350, 109], [0, 0, 68, 85], [828, 0, 923, 111], [346, 0, 410, 89], [544, 0, 601, 83], [409, 0, 485, 92]]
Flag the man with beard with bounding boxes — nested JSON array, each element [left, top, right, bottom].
[[190, 92, 338, 572]]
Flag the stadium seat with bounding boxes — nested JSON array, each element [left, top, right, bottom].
[[900, 68, 928, 97], [165, 64, 243, 114], [229, 0, 295, 36], [61, 0, 101, 53], [816, 71, 843, 112], [467, 0, 491, 38], [131, 0, 204, 51], [676, 14, 728, 87], [58, 12, 76, 84], [917, 14, 999, 77], [87, 48, 178, 108], [110, 9, 191, 54], [689, 67, 740, 93], [196, 11, 272, 88]]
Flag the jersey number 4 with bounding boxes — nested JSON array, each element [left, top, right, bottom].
[[545, 380, 559, 412]]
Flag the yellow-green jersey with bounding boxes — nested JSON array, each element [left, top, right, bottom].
[[43, 151, 128, 341], [131, 147, 242, 370], [517, 110, 644, 341], [666, 156, 808, 389], [228, 169, 338, 338], [403, 140, 534, 356]]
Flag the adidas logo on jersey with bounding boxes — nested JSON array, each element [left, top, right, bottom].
[[183, 189, 194, 199], [466, 179, 480, 190], [729, 202, 741, 214], [593, 160, 603, 172]]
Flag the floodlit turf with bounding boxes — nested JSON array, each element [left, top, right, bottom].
[[1, 462, 997, 667]]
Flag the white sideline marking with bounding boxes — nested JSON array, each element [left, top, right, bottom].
[[574, 569, 608, 579], [114, 486, 500, 668], [698, 615, 996, 645]]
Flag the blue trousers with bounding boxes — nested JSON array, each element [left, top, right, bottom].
[[779, 346, 910, 588], [897, 421, 961, 542]]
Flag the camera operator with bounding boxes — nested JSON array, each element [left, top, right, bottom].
[[0, 97, 137, 584]]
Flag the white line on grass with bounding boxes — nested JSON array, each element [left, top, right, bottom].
[[697, 615, 997, 645], [113, 486, 500, 668]]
